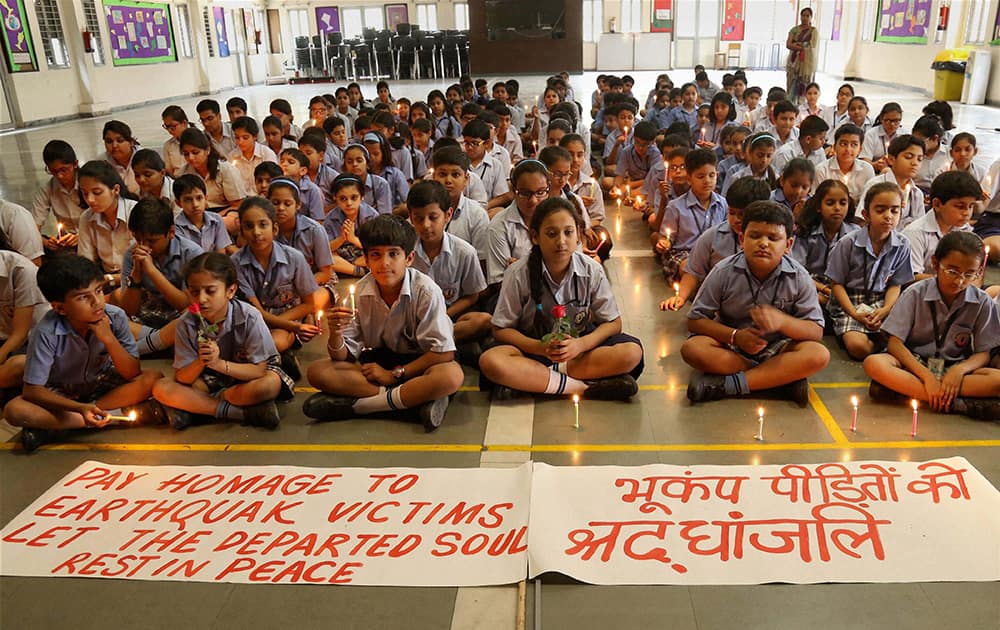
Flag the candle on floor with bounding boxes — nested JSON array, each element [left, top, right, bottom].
[[755, 406, 765, 441], [910, 399, 919, 437], [850, 395, 859, 433], [573, 394, 580, 430]]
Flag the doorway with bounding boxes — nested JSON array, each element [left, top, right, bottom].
[[673, 0, 719, 68]]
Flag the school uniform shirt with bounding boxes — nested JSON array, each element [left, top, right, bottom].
[[361, 173, 393, 215], [770, 188, 810, 214], [464, 170, 490, 205], [688, 252, 824, 341], [644, 106, 673, 130], [824, 228, 913, 294], [697, 82, 721, 103], [228, 144, 279, 192], [821, 107, 851, 133], [472, 154, 510, 200], [859, 170, 925, 229], [436, 115, 463, 140], [936, 160, 987, 183], [277, 213, 334, 273], [771, 140, 826, 174], [32, 176, 86, 230], [174, 210, 231, 252], [603, 128, 634, 160], [797, 103, 824, 122], [295, 176, 326, 221], [232, 241, 319, 314], [446, 194, 490, 261], [325, 142, 345, 171], [616, 144, 662, 183], [208, 123, 238, 157], [720, 164, 776, 196], [174, 298, 278, 370], [390, 146, 414, 181], [791, 222, 860, 277], [163, 137, 185, 178], [309, 163, 340, 208], [503, 127, 524, 161], [686, 222, 743, 281], [120, 234, 204, 302], [813, 158, 876, 204], [859, 125, 896, 162], [180, 162, 247, 209], [660, 190, 729, 250], [914, 150, 950, 193], [100, 150, 140, 196], [0, 200, 43, 262], [983, 160, 1000, 214], [486, 202, 533, 285], [342, 267, 456, 357], [493, 251, 619, 333], [736, 103, 762, 127], [881, 279, 1000, 362], [0, 250, 49, 341], [715, 155, 740, 193], [700, 120, 735, 146], [489, 143, 513, 175], [509, 104, 526, 133], [901, 211, 973, 275], [417, 140, 435, 167], [77, 197, 137, 274], [771, 127, 800, 151], [375, 165, 410, 208], [24, 304, 137, 388], [409, 147, 429, 180], [571, 176, 606, 224], [411, 232, 487, 307], [322, 203, 379, 242]]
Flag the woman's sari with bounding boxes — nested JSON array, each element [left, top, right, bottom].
[[786, 25, 818, 104]]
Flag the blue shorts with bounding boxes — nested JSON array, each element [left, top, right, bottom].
[[524, 332, 644, 380], [49, 367, 129, 402]]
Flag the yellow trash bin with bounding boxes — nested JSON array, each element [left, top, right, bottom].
[[931, 49, 969, 101]]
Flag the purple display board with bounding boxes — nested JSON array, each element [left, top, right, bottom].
[[385, 4, 408, 32], [992, 3, 1000, 45], [831, 0, 844, 41], [875, 0, 931, 44], [316, 7, 340, 35], [213, 6, 230, 57], [1, 0, 37, 72], [105, 0, 176, 66]]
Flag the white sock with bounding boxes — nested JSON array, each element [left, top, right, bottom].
[[353, 386, 407, 414], [543, 370, 586, 395]]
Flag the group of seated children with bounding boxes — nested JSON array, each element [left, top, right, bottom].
[[4, 72, 999, 452]]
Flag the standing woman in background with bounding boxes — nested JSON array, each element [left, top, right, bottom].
[[785, 7, 818, 106]]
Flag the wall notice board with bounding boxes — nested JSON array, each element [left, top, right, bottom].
[[875, 0, 931, 44], [104, 0, 176, 65]]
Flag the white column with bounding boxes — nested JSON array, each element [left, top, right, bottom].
[[58, 0, 109, 115]]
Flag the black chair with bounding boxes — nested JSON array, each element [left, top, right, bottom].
[[396, 22, 411, 36], [373, 33, 394, 78], [441, 35, 461, 78], [455, 33, 469, 76], [326, 32, 347, 80], [348, 39, 374, 80], [417, 36, 437, 80], [395, 35, 417, 80]]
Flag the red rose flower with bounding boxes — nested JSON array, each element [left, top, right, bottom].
[[552, 305, 566, 319], [188, 303, 201, 314]]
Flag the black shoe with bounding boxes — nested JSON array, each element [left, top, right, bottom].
[[785, 378, 810, 408], [280, 350, 302, 382], [243, 402, 280, 429], [418, 397, 449, 432], [583, 374, 639, 401], [491, 385, 523, 402], [123, 399, 168, 425], [19, 427, 49, 453], [456, 342, 483, 368], [687, 372, 728, 403], [166, 407, 198, 431], [955, 397, 1000, 421], [869, 380, 905, 404], [303, 393, 358, 421]]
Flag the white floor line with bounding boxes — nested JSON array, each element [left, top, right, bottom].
[[449, 396, 534, 630], [610, 249, 654, 258]]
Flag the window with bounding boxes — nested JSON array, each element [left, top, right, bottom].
[[256, 9, 268, 54], [341, 6, 384, 38], [583, 0, 602, 42], [288, 8, 309, 45], [861, 0, 878, 41], [363, 6, 383, 31], [176, 5, 193, 57], [454, 2, 469, 30], [743, 0, 794, 41], [225, 10, 241, 53], [203, 7, 215, 56], [416, 3, 437, 31], [620, 0, 642, 33], [965, 0, 989, 44], [34, 0, 70, 68], [82, 0, 104, 65]]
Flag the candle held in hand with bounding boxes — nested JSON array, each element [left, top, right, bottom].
[[348, 284, 356, 318]]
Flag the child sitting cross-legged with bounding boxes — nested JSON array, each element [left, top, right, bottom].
[[682, 201, 830, 406], [478, 197, 644, 401], [864, 232, 1000, 420], [4, 255, 166, 452], [304, 214, 464, 432]]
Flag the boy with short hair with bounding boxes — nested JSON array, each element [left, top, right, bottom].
[[253, 161, 283, 197], [682, 201, 830, 405], [648, 146, 690, 230], [196, 99, 236, 156], [860, 134, 926, 229], [770, 101, 801, 150], [407, 181, 491, 350], [279, 148, 325, 220], [33, 140, 86, 252], [492, 103, 523, 162], [225, 96, 249, 122], [4, 254, 165, 451], [603, 102, 638, 176], [615, 121, 661, 200], [298, 129, 340, 210], [902, 170, 979, 279], [303, 214, 464, 431], [772, 115, 829, 173], [321, 116, 348, 170], [716, 126, 750, 193], [172, 175, 233, 254], [431, 146, 490, 261], [813, 124, 875, 204], [411, 118, 435, 164], [750, 88, 788, 133], [695, 70, 720, 103], [644, 89, 673, 130], [864, 231, 1000, 420], [462, 119, 509, 202]]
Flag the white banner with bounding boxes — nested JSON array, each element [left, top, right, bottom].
[[528, 458, 1000, 585], [0, 461, 531, 587]]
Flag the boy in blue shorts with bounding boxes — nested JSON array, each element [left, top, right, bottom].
[[682, 201, 830, 405], [4, 255, 165, 451], [304, 214, 463, 431]]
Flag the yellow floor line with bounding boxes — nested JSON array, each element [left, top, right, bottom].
[[293, 382, 869, 395], [809, 387, 850, 445]]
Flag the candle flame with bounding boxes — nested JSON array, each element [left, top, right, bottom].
[[600, 232, 606, 242], [316, 310, 323, 322], [673, 282, 679, 292], [128, 411, 137, 422], [757, 406, 764, 417], [911, 399, 918, 410], [572, 394, 579, 403], [349, 284, 355, 296], [57, 222, 63, 231], [850, 395, 859, 407]]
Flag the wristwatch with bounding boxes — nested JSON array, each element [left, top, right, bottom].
[[391, 365, 406, 382]]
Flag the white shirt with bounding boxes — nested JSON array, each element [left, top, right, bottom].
[[901, 210, 973, 274], [471, 154, 510, 200], [771, 140, 826, 174], [229, 143, 279, 192], [813, 158, 877, 204], [0, 250, 49, 340], [32, 177, 85, 230], [446, 194, 490, 261], [859, 170, 925, 230], [0, 200, 44, 261], [411, 232, 487, 306], [77, 197, 138, 273]]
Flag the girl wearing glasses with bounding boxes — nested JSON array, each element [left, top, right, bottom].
[[161, 106, 192, 178]]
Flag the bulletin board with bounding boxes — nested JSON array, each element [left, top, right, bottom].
[[0, 0, 37, 72], [213, 6, 230, 57], [385, 4, 408, 32], [991, 4, 1000, 45], [650, 0, 672, 33], [721, 0, 745, 41], [104, 0, 176, 66], [315, 6, 340, 35], [875, 0, 931, 44]]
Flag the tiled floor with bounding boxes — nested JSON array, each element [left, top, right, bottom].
[[2, 71, 999, 630]]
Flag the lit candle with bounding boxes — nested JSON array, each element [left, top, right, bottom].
[[599, 231, 606, 243], [673, 282, 680, 299], [573, 394, 580, 429], [755, 406, 765, 441], [622, 126, 629, 138], [981, 245, 991, 276], [532, 140, 538, 155], [56, 222, 64, 239], [634, 195, 642, 208], [665, 227, 672, 244], [316, 309, 323, 335], [625, 184, 631, 200], [106, 411, 138, 423], [700, 126, 706, 143], [616, 197, 622, 211], [428, 167, 435, 177], [850, 395, 859, 433], [910, 399, 919, 437], [663, 159, 669, 183], [349, 284, 356, 318]]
